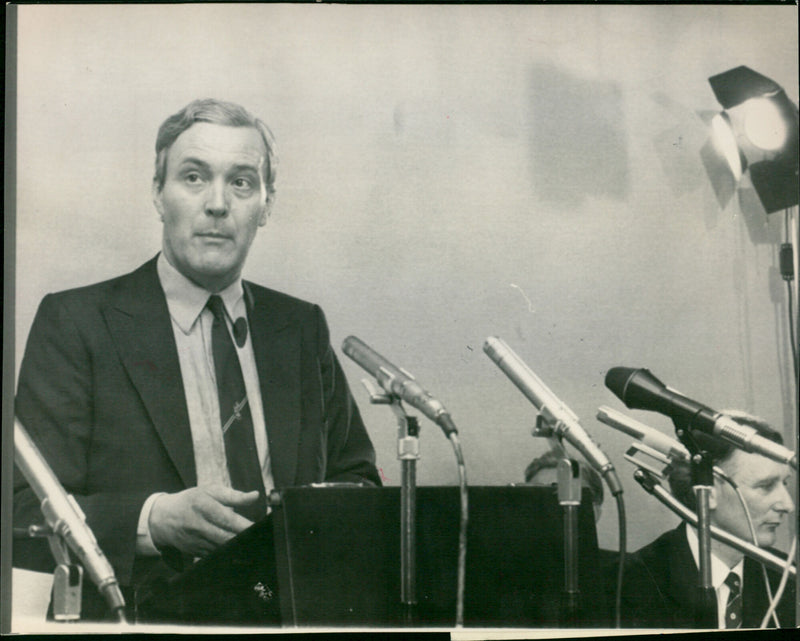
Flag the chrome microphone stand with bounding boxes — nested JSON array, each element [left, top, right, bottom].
[[361, 380, 419, 626], [16, 524, 84, 621], [675, 424, 717, 629], [532, 416, 583, 627], [556, 457, 582, 627], [14, 418, 127, 623]]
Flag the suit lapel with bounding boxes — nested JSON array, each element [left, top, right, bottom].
[[668, 525, 714, 627], [742, 557, 769, 628], [102, 257, 197, 488], [246, 283, 302, 488]]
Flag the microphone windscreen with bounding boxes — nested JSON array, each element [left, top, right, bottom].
[[604, 367, 637, 401], [606, 367, 669, 411]]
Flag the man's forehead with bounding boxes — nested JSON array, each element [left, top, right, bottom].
[[723, 448, 791, 482], [169, 122, 267, 163]]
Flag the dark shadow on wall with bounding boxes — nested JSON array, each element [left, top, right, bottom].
[[527, 62, 629, 207], [650, 92, 708, 199]]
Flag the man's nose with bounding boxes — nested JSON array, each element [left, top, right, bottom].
[[205, 180, 228, 217], [774, 483, 795, 513]]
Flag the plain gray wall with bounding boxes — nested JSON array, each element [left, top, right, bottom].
[[13, 4, 798, 557]]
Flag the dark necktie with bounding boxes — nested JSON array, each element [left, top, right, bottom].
[[207, 295, 266, 522], [724, 571, 742, 628]]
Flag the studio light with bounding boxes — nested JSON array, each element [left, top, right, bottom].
[[710, 112, 743, 181], [704, 65, 799, 214]]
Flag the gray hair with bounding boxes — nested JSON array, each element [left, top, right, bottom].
[[153, 98, 277, 201]]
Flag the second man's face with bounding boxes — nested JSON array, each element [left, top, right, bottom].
[[712, 449, 794, 548], [154, 122, 269, 292]]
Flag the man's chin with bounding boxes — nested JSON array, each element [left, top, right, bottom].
[[756, 529, 778, 548], [184, 261, 240, 291]]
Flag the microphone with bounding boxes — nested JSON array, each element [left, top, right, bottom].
[[14, 418, 127, 618], [342, 336, 457, 436], [605, 367, 797, 469], [596, 405, 690, 462], [483, 337, 623, 496]]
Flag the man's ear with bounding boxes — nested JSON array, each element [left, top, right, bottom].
[[708, 486, 718, 511], [152, 181, 165, 220], [259, 193, 274, 227]]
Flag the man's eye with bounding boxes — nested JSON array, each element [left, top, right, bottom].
[[756, 480, 778, 492], [184, 173, 203, 184], [233, 177, 253, 189]]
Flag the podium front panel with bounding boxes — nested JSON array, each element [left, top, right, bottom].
[[273, 485, 606, 627]]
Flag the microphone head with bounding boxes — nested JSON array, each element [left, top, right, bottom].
[[341, 336, 367, 367], [604, 367, 636, 401], [605, 367, 667, 411]]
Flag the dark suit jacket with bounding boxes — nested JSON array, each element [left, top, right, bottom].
[[13, 255, 380, 619], [616, 524, 796, 629]]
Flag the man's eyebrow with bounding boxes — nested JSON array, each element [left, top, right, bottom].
[[176, 157, 211, 171], [174, 158, 263, 178], [228, 163, 263, 175]]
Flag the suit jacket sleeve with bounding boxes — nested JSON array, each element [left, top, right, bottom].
[[14, 293, 150, 583], [312, 304, 381, 486]]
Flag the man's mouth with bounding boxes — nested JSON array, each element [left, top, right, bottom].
[[197, 231, 231, 240]]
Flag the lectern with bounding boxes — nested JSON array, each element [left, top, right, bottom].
[[140, 485, 607, 627]]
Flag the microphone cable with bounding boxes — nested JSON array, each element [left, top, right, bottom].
[[782, 209, 798, 395], [612, 494, 626, 628], [724, 473, 794, 629], [760, 535, 796, 629], [448, 430, 468, 628]]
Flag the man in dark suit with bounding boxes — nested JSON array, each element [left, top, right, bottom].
[[13, 99, 380, 621], [617, 412, 795, 628]]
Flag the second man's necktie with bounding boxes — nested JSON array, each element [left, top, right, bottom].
[[207, 294, 266, 522], [724, 571, 742, 629]]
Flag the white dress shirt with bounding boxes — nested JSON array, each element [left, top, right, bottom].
[[136, 253, 274, 555], [686, 525, 744, 628]]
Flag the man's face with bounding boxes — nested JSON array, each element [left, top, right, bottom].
[[711, 449, 794, 548], [153, 122, 269, 292]]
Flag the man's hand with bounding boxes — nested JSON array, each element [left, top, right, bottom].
[[148, 485, 260, 557]]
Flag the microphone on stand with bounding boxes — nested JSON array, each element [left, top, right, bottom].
[[596, 405, 734, 484], [341, 336, 468, 626], [14, 418, 127, 621], [604, 367, 797, 469], [342, 336, 457, 436], [596, 406, 690, 462], [483, 337, 622, 496]]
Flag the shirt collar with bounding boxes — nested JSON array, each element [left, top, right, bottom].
[[685, 525, 744, 588], [157, 253, 245, 334]]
